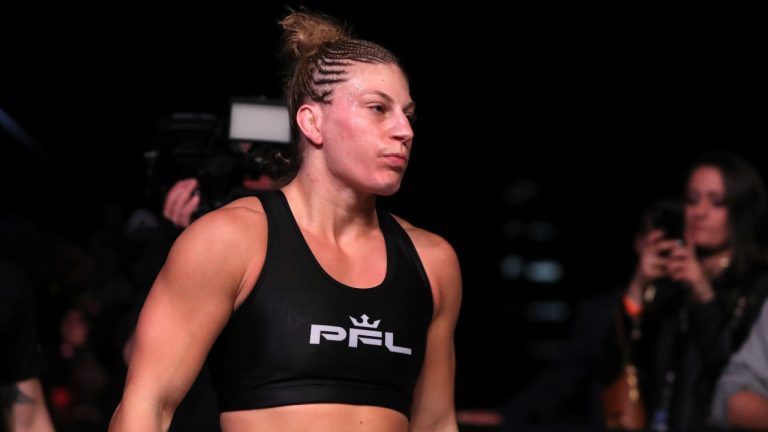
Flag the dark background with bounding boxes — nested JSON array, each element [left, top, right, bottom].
[[2, 1, 766, 419]]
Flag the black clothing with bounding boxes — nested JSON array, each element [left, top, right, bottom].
[[633, 268, 768, 431], [0, 261, 46, 384], [0, 261, 47, 432], [209, 190, 433, 417]]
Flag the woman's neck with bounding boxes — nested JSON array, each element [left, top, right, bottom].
[[280, 174, 379, 241], [698, 246, 733, 280]]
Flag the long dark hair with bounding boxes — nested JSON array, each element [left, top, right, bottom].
[[688, 151, 768, 275]]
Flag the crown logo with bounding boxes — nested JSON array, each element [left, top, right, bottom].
[[350, 314, 381, 329]]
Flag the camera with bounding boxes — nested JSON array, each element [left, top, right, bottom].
[[143, 98, 290, 219]]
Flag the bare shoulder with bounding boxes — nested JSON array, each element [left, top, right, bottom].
[[163, 196, 269, 299], [180, 196, 267, 247], [389, 214, 461, 312], [389, 214, 458, 267]]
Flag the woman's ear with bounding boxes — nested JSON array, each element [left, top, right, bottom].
[[296, 105, 322, 147]]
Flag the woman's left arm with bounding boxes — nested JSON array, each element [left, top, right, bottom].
[[407, 228, 462, 432]]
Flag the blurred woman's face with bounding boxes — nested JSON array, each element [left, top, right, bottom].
[[685, 165, 730, 250], [61, 309, 89, 347]]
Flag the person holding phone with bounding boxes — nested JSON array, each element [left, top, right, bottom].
[[618, 151, 768, 431]]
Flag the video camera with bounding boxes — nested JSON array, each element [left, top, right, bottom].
[[144, 98, 290, 218]]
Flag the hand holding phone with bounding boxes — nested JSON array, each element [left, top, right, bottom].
[[651, 202, 685, 243]]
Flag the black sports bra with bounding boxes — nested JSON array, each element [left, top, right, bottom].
[[208, 190, 433, 417]]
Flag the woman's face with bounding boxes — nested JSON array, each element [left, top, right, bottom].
[[685, 165, 730, 250], [61, 309, 89, 347], [315, 62, 415, 196]]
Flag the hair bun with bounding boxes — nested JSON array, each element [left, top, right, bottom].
[[280, 12, 348, 60]]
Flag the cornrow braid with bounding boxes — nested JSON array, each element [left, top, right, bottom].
[[271, 11, 401, 184]]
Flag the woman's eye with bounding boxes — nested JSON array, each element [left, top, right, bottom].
[[405, 112, 417, 124], [370, 104, 385, 113]]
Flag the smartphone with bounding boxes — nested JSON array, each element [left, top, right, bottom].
[[651, 202, 685, 242]]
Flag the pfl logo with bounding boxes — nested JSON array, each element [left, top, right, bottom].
[[309, 314, 412, 355]]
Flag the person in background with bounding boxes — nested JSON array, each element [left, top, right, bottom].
[[710, 298, 768, 430], [621, 151, 768, 431], [162, 172, 276, 229], [0, 261, 55, 432]]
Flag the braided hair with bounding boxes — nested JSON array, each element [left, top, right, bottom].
[[271, 11, 402, 184]]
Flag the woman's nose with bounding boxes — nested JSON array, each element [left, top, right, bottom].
[[692, 201, 710, 216], [391, 112, 414, 143]]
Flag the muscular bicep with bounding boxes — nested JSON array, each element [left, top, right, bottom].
[[126, 260, 235, 406], [115, 209, 263, 427]]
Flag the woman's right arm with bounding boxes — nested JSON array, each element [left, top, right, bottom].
[[109, 205, 265, 431], [625, 230, 674, 312]]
